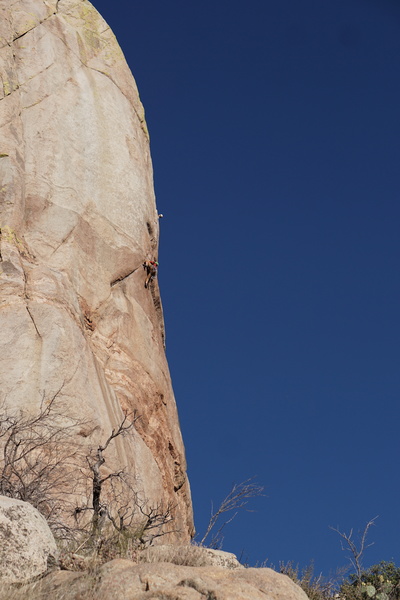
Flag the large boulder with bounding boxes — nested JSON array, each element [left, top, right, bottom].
[[3, 558, 310, 600], [139, 544, 244, 569], [0, 495, 58, 584], [0, 0, 193, 540]]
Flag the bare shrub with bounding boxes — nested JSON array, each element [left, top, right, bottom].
[[199, 477, 264, 549], [69, 411, 177, 561], [330, 516, 378, 582], [73, 412, 140, 536], [0, 390, 86, 533], [0, 397, 176, 565]]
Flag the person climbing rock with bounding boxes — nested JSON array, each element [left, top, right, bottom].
[[143, 259, 159, 288]]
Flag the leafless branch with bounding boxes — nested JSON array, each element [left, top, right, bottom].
[[330, 516, 379, 580], [80, 411, 139, 535], [199, 478, 265, 548], [0, 389, 87, 529]]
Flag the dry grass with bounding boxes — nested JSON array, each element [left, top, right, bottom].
[[0, 569, 98, 600], [0, 580, 59, 600]]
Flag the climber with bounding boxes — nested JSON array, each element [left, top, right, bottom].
[[143, 259, 159, 288]]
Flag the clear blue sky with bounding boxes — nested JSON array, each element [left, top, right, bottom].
[[92, 0, 400, 578]]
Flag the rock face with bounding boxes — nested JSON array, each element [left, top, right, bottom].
[[4, 559, 311, 600], [0, 495, 58, 583], [0, 0, 193, 539]]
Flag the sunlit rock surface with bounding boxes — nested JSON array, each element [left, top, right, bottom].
[[0, 495, 58, 583], [0, 0, 193, 540], [8, 559, 311, 600]]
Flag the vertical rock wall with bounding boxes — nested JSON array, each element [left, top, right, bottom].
[[0, 0, 193, 540]]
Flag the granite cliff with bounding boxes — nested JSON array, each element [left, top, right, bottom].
[[0, 0, 193, 539]]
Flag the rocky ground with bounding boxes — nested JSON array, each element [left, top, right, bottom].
[[0, 497, 309, 600], [2, 558, 309, 600]]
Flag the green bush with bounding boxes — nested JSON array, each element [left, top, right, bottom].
[[279, 561, 400, 600], [340, 562, 400, 600]]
